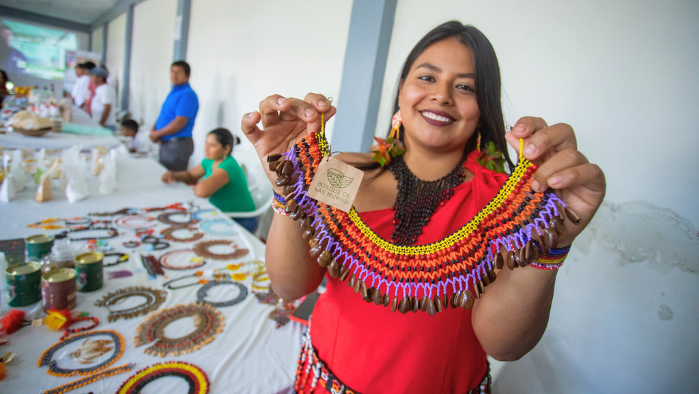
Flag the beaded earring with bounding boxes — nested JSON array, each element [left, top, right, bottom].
[[474, 129, 507, 174], [372, 110, 406, 166]]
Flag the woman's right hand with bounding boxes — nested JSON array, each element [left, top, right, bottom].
[[241, 93, 336, 191], [161, 171, 175, 184]]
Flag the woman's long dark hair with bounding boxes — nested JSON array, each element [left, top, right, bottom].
[[363, 21, 514, 173], [208, 127, 240, 156]]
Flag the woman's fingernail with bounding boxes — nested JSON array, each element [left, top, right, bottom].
[[531, 180, 541, 192], [524, 143, 536, 156], [514, 124, 525, 133], [317, 100, 328, 107], [304, 108, 315, 117], [245, 112, 254, 119], [548, 176, 561, 187], [277, 97, 286, 105]]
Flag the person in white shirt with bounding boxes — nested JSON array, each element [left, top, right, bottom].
[[120, 118, 154, 154], [88, 67, 116, 129], [71, 63, 90, 108]]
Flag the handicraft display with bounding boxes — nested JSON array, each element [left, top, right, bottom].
[[38, 330, 124, 376], [95, 286, 168, 322], [157, 211, 200, 226], [192, 209, 219, 221], [115, 215, 157, 229], [199, 218, 238, 236], [44, 363, 135, 394], [196, 280, 248, 308], [266, 127, 581, 316], [158, 249, 206, 270], [134, 302, 225, 357], [193, 239, 249, 260], [161, 226, 204, 243], [55, 227, 119, 242], [116, 361, 209, 394], [103, 252, 129, 267]]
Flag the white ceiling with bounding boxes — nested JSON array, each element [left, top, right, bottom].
[[0, 0, 121, 25]]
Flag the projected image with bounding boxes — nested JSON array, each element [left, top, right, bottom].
[[0, 18, 78, 80]]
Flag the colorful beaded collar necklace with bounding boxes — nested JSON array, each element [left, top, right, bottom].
[[268, 124, 580, 315]]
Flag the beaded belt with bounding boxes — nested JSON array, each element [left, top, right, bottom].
[[295, 323, 491, 394]]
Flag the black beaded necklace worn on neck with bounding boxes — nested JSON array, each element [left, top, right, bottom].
[[388, 154, 467, 246]]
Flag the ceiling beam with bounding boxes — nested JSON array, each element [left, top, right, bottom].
[[0, 5, 92, 33], [91, 0, 146, 30]]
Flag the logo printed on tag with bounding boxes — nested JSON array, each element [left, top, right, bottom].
[[308, 156, 364, 213]]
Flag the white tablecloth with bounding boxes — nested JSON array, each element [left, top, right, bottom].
[[0, 107, 121, 150], [67, 105, 102, 128], [0, 130, 122, 150], [0, 156, 303, 394]]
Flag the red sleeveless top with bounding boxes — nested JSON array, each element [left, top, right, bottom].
[[308, 150, 507, 393]]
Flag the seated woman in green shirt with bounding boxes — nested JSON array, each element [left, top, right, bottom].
[[161, 128, 258, 232]]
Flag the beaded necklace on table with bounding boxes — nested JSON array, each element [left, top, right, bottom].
[[267, 121, 580, 315]]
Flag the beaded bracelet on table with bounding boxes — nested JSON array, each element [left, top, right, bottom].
[[115, 215, 157, 229], [38, 330, 124, 377], [197, 280, 248, 308], [95, 286, 168, 322], [59, 316, 99, 340], [55, 227, 119, 241], [265, 125, 582, 316], [103, 252, 129, 267], [140, 254, 164, 276], [158, 249, 206, 270], [193, 239, 249, 260], [134, 302, 224, 357], [44, 363, 135, 394], [161, 226, 205, 243], [199, 218, 237, 236], [141, 235, 169, 250], [157, 211, 200, 226], [116, 361, 209, 394], [192, 208, 219, 221], [89, 202, 188, 217]]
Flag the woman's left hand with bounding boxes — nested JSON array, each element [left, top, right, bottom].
[[504, 117, 606, 246]]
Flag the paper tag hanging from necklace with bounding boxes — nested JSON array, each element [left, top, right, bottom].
[[308, 156, 364, 213]]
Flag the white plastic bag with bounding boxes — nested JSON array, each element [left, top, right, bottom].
[[0, 155, 15, 202], [62, 145, 89, 203], [98, 149, 117, 194], [10, 150, 25, 192]]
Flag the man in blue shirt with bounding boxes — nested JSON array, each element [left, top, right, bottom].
[[150, 60, 199, 171]]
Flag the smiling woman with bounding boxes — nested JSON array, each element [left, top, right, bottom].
[[241, 20, 605, 394]]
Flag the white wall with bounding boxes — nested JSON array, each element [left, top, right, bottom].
[[106, 13, 127, 110], [129, 0, 177, 128], [378, 1, 699, 393], [187, 0, 353, 178], [91, 27, 103, 54]]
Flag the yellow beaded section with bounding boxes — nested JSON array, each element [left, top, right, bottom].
[[317, 129, 532, 255], [118, 361, 209, 393], [534, 255, 568, 265]]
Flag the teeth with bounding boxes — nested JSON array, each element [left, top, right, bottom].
[[421, 111, 453, 123]]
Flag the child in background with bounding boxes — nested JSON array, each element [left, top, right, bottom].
[[121, 119, 153, 154]]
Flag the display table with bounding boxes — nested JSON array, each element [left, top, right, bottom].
[[0, 107, 120, 149], [0, 157, 302, 394], [61, 106, 114, 137]]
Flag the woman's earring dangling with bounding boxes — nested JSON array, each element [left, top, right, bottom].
[[372, 110, 406, 167], [390, 111, 402, 139], [476, 130, 482, 152]]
